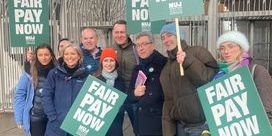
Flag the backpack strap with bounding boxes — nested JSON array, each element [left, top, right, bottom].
[[251, 64, 257, 78]]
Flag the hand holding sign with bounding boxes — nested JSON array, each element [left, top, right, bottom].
[[60, 76, 127, 136], [176, 49, 186, 64], [149, 0, 205, 75], [134, 70, 147, 97], [198, 67, 272, 136]]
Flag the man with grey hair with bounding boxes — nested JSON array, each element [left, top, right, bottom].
[[80, 27, 102, 75], [128, 32, 166, 136]]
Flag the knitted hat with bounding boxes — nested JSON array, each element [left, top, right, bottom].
[[160, 23, 184, 39], [100, 48, 117, 63], [216, 31, 249, 52]]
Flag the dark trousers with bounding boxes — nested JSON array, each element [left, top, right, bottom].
[[124, 103, 137, 134], [136, 135, 162, 136], [30, 116, 48, 136], [106, 106, 125, 136]]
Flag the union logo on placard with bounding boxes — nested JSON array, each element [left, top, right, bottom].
[[25, 36, 35, 44], [168, 2, 183, 15]]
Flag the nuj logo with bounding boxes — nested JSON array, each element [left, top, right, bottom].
[[25, 36, 35, 44], [169, 1, 182, 9]]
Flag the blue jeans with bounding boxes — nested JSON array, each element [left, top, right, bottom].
[[177, 121, 208, 136]]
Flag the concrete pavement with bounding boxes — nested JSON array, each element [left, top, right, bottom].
[[0, 112, 134, 136]]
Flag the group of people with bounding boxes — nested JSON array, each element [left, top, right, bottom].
[[13, 20, 272, 136]]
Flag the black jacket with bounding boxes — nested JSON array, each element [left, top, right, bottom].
[[129, 50, 167, 135]]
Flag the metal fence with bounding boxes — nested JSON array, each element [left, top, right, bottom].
[[0, 0, 126, 112], [1, 0, 272, 112]]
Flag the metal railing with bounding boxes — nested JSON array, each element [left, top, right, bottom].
[[1, 0, 272, 112], [253, 42, 272, 74]]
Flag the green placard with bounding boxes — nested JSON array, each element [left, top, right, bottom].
[[61, 76, 127, 136], [149, 0, 204, 21], [8, 0, 50, 47], [126, 0, 164, 34], [198, 66, 272, 136]]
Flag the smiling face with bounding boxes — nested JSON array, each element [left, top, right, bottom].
[[219, 41, 242, 64], [112, 24, 127, 46], [80, 28, 98, 51], [63, 46, 81, 68], [135, 36, 155, 59], [37, 48, 52, 66], [102, 57, 116, 73], [161, 33, 177, 51]]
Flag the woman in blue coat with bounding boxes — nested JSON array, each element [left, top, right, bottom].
[[129, 32, 167, 136], [14, 45, 57, 136], [97, 48, 126, 136], [42, 44, 88, 136]]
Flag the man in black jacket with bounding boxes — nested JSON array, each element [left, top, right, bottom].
[[129, 32, 166, 136]]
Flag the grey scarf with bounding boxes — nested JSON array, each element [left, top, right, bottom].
[[102, 70, 118, 86]]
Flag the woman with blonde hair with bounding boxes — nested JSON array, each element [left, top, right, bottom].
[[42, 44, 88, 136], [214, 30, 272, 123]]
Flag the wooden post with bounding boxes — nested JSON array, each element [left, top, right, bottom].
[[175, 18, 184, 76]]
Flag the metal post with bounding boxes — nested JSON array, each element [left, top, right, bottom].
[[208, 0, 218, 57]]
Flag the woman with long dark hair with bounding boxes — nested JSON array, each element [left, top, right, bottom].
[[14, 44, 57, 136]]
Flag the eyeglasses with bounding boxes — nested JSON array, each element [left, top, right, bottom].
[[135, 42, 152, 48], [218, 44, 240, 53]]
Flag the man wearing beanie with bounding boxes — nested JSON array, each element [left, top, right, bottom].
[[159, 23, 218, 136]]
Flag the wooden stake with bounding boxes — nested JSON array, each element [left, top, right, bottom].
[[175, 18, 184, 76]]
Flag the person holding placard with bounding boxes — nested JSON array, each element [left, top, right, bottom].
[[214, 30, 272, 123], [159, 23, 218, 136], [57, 38, 72, 64], [129, 32, 166, 136], [42, 44, 88, 136], [14, 45, 57, 136], [96, 48, 126, 136], [23, 49, 33, 74]]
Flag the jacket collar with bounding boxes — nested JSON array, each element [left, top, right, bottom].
[[115, 37, 134, 50], [57, 64, 87, 79]]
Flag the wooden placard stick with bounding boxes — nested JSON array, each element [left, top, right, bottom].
[[175, 18, 184, 76]]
